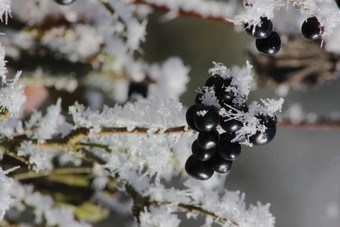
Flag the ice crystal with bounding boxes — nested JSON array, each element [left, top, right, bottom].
[[147, 57, 190, 99], [140, 206, 181, 227], [0, 0, 11, 23], [69, 97, 185, 132], [18, 141, 58, 172], [0, 167, 15, 221], [25, 98, 71, 140], [0, 71, 26, 116], [9, 181, 90, 227]]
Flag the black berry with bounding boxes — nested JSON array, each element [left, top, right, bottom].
[[197, 129, 220, 150], [128, 82, 148, 100], [185, 155, 214, 180], [256, 31, 281, 56], [250, 115, 277, 146], [214, 77, 234, 105], [301, 17, 324, 41], [244, 17, 273, 39], [192, 140, 216, 161], [55, 0, 76, 5], [209, 154, 233, 174], [220, 118, 243, 133], [217, 139, 241, 161], [205, 75, 219, 87], [194, 105, 219, 132], [186, 105, 200, 131]]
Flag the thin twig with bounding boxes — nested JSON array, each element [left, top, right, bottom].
[[13, 167, 93, 180], [278, 120, 340, 130]]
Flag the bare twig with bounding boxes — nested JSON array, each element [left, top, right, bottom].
[[278, 120, 340, 130]]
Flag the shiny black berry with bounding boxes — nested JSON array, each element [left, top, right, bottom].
[[186, 105, 200, 131], [301, 17, 324, 41], [192, 140, 216, 161], [220, 118, 243, 133], [244, 17, 273, 39], [194, 105, 219, 132], [197, 129, 220, 150], [256, 31, 281, 56], [214, 77, 234, 104], [128, 82, 148, 100], [185, 155, 214, 180], [217, 139, 241, 161], [209, 154, 233, 174], [250, 115, 277, 146], [55, 0, 76, 5]]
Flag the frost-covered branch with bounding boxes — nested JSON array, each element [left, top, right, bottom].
[[133, 0, 235, 25]]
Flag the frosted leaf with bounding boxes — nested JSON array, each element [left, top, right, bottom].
[[0, 167, 15, 221], [139, 206, 181, 227]]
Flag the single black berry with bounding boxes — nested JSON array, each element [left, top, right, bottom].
[[301, 17, 324, 41], [256, 31, 281, 56], [194, 105, 219, 131], [186, 105, 200, 131], [249, 115, 277, 146], [185, 155, 214, 180], [205, 75, 219, 87], [244, 17, 273, 39], [55, 0, 76, 5], [197, 129, 220, 150], [220, 132, 235, 142], [128, 82, 148, 100], [209, 154, 233, 174], [214, 77, 235, 104], [217, 139, 241, 161], [220, 118, 243, 133], [192, 140, 216, 161]]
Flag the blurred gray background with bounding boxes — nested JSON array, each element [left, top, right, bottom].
[[141, 12, 340, 227]]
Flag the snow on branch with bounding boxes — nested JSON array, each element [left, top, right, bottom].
[[69, 97, 186, 133]]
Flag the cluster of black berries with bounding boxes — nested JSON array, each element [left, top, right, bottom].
[[54, 0, 76, 5], [244, 16, 323, 56], [244, 17, 281, 56], [185, 74, 278, 180]]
